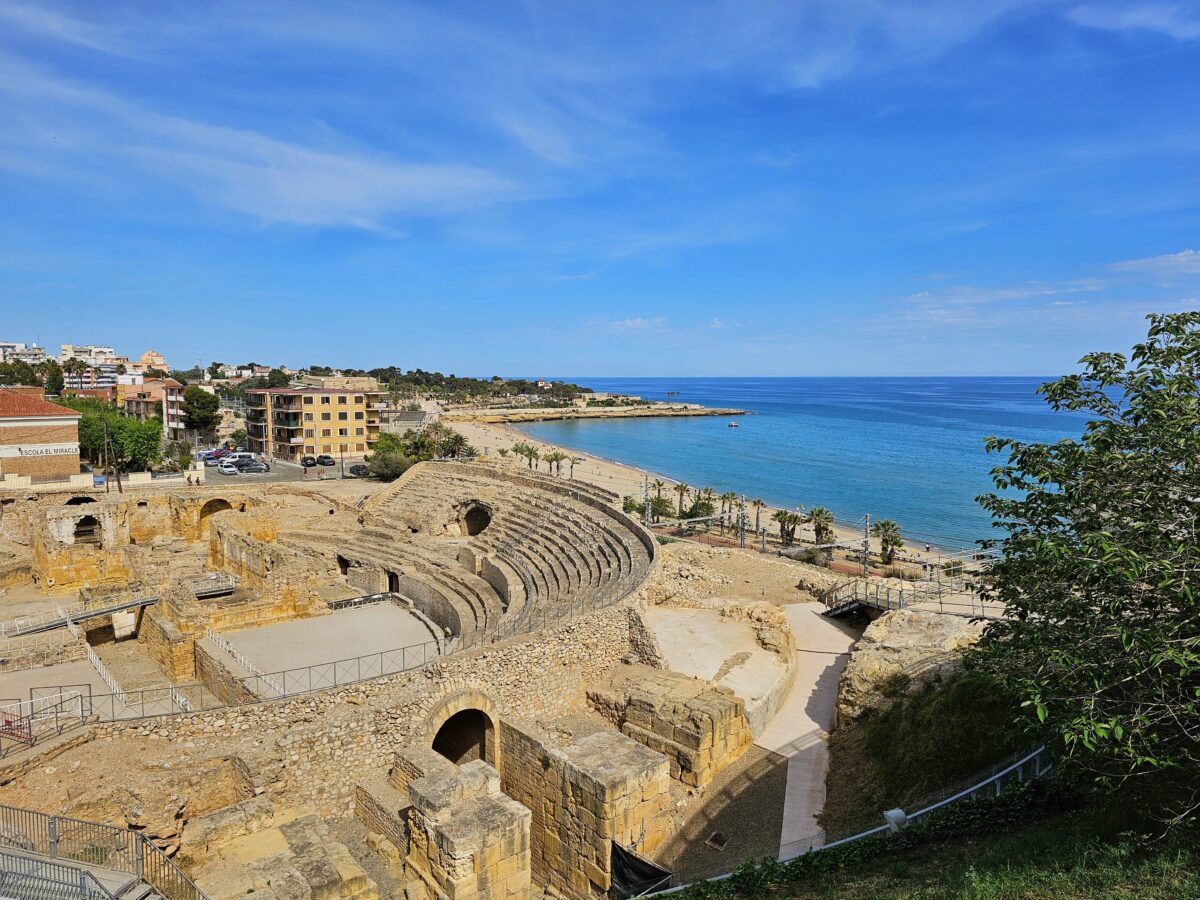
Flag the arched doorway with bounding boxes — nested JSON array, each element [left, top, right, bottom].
[[73, 515, 101, 544], [462, 504, 491, 536], [432, 709, 493, 765], [424, 689, 500, 768], [65, 496, 97, 506], [198, 498, 233, 537]]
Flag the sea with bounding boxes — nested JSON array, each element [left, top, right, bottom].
[[515, 377, 1090, 549]]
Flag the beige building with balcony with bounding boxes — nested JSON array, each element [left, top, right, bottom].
[[246, 386, 386, 463]]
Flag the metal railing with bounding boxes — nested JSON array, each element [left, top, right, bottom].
[[0, 847, 116, 899], [84, 646, 127, 708], [0, 802, 209, 900], [240, 641, 440, 699], [204, 629, 284, 696], [650, 745, 1052, 892], [326, 591, 399, 612]]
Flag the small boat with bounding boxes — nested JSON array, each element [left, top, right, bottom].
[[728, 421, 739, 428]]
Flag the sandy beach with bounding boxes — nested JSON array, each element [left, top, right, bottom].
[[450, 418, 969, 568]]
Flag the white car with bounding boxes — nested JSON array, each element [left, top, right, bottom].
[[217, 461, 240, 476]]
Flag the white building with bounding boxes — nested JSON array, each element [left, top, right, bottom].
[[0, 341, 47, 364]]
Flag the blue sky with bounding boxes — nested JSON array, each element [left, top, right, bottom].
[[1, 1, 1198, 376]]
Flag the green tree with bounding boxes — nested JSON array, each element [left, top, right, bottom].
[[976, 313, 1200, 820], [118, 418, 162, 470], [773, 509, 801, 547], [207, 362, 224, 381], [570, 456, 584, 478], [808, 506, 835, 545], [871, 519, 903, 564], [267, 368, 289, 388], [181, 385, 220, 433], [674, 482, 690, 517], [229, 428, 248, 449], [44, 361, 63, 396], [751, 499, 766, 534], [144, 366, 168, 379]]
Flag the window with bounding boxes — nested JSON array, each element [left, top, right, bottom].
[[322, 428, 331, 437], [304, 429, 314, 437], [304, 412, 313, 421], [304, 396, 314, 405], [354, 411, 364, 420], [355, 427, 364, 436], [338, 428, 348, 436], [354, 395, 363, 403], [305, 445, 314, 453], [322, 444, 332, 452], [338, 412, 348, 421], [337, 395, 347, 404], [356, 443, 365, 451], [321, 396, 331, 405], [321, 412, 331, 421]]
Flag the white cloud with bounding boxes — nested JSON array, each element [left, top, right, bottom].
[[608, 316, 668, 331], [1067, 4, 1200, 40], [1109, 249, 1200, 275], [708, 317, 740, 329]]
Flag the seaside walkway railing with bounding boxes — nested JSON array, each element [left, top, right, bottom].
[[0, 801, 209, 900], [648, 744, 1053, 893]]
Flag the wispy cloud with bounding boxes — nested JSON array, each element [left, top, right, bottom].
[[607, 316, 669, 331], [708, 317, 740, 329], [1109, 249, 1200, 275], [1067, 3, 1200, 40]]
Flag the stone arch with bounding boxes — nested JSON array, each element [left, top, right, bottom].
[[461, 503, 492, 537], [424, 689, 500, 768], [73, 514, 101, 544], [65, 496, 97, 506], [198, 498, 233, 537]]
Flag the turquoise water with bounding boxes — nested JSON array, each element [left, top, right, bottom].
[[516, 377, 1087, 548]]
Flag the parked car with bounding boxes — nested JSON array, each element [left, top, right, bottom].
[[316, 454, 337, 466], [300, 455, 317, 468], [217, 462, 239, 475], [239, 462, 270, 474], [348, 464, 369, 477], [204, 455, 224, 466]]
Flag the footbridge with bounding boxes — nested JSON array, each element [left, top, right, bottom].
[[0, 596, 159, 638], [821, 574, 1003, 619]]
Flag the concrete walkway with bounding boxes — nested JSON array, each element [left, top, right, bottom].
[[753, 603, 857, 856]]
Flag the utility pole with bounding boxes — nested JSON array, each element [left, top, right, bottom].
[[862, 514, 871, 576]]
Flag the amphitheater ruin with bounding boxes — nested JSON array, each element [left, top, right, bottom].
[[0, 458, 990, 899]]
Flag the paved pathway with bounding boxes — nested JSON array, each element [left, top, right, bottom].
[[753, 603, 857, 856]]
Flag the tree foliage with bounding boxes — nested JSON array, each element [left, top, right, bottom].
[[181, 385, 220, 433], [58, 397, 162, 471], [871, 518, 903, 564], [974, 313, 1200, 821], [366, 425, 475, 481]]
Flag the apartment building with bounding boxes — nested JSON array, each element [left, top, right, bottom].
[[246, 384, 385, 463], [123, 378, 186, 442], [0, 341, 48, 364], [59, 344, 132, 390]]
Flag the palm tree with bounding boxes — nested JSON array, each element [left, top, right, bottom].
[[674, 482, 690, 517], [772, 509, 800, 547], [871, 519, 903, 565], [808, 507, 834, 545], [497, 448, 509, 459], [751, 499, 766, 535], [652, 479, 666, 499], [528, 447, 540, 471], [545, 450, 567, 475], [570, 456, 584, 478], [719, 491, 738, 532]]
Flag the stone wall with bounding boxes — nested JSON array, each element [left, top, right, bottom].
[[194, 642, 258, 706], [499, 720, 670, 899], [91, 603, 638, 817], [405, 759, 532, 900], [588, 666, 753, 789]]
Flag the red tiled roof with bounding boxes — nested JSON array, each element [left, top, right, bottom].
[[0, 388, 81, 419]]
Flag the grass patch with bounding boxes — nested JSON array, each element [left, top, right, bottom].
[[678, 782, 1200, 899], [822, 670, 1023, 836]]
